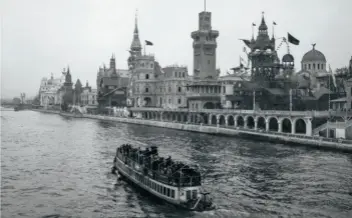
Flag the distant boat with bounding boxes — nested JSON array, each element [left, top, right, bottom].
[[112, 144, 216, 211]]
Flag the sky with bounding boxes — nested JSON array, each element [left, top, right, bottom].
[[1, 0, 352, 99]]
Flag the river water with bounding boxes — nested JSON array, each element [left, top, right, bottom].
[[1, 110, 352, 218]]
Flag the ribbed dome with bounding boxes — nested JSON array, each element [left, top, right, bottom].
[[302, 47, 326, 62], [282, 54, 294, 63]]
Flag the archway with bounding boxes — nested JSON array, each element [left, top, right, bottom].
[[166, 113, 171, 121], [295, 119, 306, 134], [143, 97, 152, 107], [172, 113, 177, 121], [177, 114, 182, 122], [282, 118, 292, 133], [183, 114, 188, 122], [211, 115, 217, 125], [227, 115, 235, 126], [268, 117, 278, 131], [162, 112, 167, 121], [219, 115, 226, 126], [203, 102, 215, 109], [246, 116, 255, 129], [237, 116, 244, 127], [257, 117, 266, 130], [199, 113, 208, 124]]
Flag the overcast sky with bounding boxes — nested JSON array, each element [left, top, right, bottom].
[[1, 0, 352, 99]]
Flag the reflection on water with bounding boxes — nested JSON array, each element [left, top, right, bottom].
[[1, 111, 352, 218]]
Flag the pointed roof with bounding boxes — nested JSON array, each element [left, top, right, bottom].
[[130, 10, 142, 51], [259, 12, 268, 31]]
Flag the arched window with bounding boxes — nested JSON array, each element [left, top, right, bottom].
[[151, 63, 154, 68], [182, 72, 185, 77], [175, 72, 177, 77], [168, 86, 172, 92], [317, 64, 320, 70], [145, 87, 149, 93], [145, 74, 149, 79], [313, 63, 315, 69], [178, 98, 181, 104], [168, 98, 171, 103], [309, 64, 311, 70], [178, 87, 182, 92]]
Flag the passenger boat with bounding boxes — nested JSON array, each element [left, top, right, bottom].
[[111, 144, 216, 211]]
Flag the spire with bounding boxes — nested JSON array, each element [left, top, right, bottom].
[[259, 12, 268, 31], [130, 9, 142, 54]]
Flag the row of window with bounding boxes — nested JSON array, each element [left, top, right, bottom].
[[159, 97, 182, 105], [136, 86, 184, 93], [174, 72, 186, 78], [137, 62, 154, 69], [134, 173, 175, 199], [303, 63, 325, 70]]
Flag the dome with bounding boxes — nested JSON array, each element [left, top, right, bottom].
[[302, 46, 326, 62], [282, 54, 294, 63]]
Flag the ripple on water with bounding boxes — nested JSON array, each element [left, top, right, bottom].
[[1, 111, 352, 218]]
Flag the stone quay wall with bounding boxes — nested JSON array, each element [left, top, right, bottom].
[[30, 109, 352, 153]]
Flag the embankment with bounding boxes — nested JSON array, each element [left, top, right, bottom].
[[31, 109, 352, 152]]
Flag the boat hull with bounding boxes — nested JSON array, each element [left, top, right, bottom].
[[114, 158, 203, 211]]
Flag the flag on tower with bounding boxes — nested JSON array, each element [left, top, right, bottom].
[[273, 21, 277, 25], [287, 33, 300, 45], [145, 40, 153, 46], [252, 23, 256, 26]]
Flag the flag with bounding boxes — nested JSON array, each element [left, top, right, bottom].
[[273, 21, 277, 25], [287, 33, 300, 45], [252, 23, 256, 26], [145, 40, 153, 46], [329, 65, 337, 88], [240, 39, 251, 47]]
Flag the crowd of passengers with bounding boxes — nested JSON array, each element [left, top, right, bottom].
[[116, 144, 201, 186]]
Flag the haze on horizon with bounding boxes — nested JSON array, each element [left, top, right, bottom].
[[1, 0, 352, 99]]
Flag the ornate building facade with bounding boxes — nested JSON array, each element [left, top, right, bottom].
[[39, 71, 66, 107], [127, 13, 190, 109], [96, 55, 130, 110]]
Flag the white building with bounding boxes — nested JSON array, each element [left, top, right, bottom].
[[81, 82, 98, 106], [39, 71, 66, 107]]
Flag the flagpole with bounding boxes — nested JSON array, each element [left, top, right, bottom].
[[253, 90, 256, 111], [252, 24, 254, 39], [272, 23, 275, 38], [289, 88, 292, 112]]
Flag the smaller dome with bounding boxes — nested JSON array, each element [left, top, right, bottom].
[[302, 46, 326, 62], [282, 54, 294, 63]]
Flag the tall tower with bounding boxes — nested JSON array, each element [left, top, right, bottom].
[[130, 10, 142, 57], [191, 7, 219, 80], [249, 13, 278, 83]]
